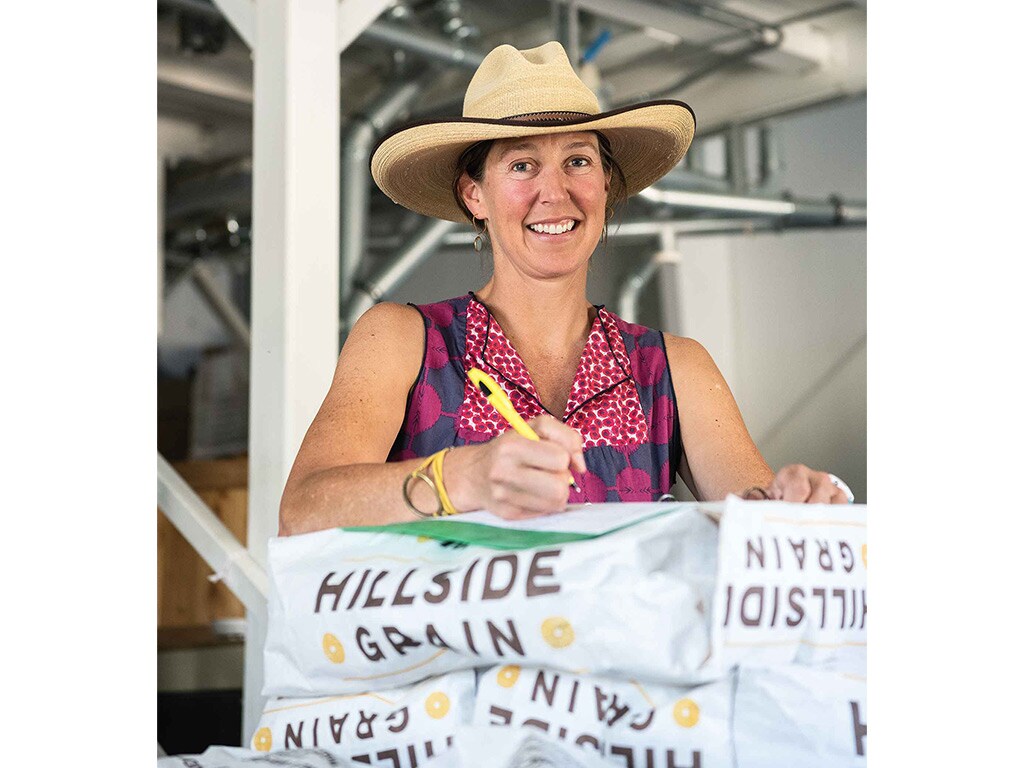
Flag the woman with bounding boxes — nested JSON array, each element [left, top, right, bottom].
[[279, 42, 852, 535]]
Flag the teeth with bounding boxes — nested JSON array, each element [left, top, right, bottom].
[[528, 220, 576, 235]]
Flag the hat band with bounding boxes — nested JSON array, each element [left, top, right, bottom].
[[504, 110, 593, 124]]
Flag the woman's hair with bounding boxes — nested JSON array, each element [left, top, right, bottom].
[[452, 132, 628, 227]]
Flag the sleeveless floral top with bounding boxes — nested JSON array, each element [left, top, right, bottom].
[[387, 293, 682, 502]]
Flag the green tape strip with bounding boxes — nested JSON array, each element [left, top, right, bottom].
[[343, 509, 674, 551]]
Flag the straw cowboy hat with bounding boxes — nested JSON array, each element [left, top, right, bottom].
[[370, 41, 696, 223]]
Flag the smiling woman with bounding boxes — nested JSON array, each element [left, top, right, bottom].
[[277, 41, 851, 536]]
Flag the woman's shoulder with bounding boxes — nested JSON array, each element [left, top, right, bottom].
[[661, 332, 724, 384], [350, 300, 424, 336]]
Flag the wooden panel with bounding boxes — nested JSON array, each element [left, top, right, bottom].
[[158, 457, 249, 642], [172, 456, 249, 491]]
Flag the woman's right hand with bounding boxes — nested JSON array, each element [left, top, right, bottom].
[[446, 414, 587, 519]]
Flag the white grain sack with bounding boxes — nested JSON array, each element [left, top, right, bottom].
[[710, 496, 867, 676], [473, 665, 733, 767], [248, 669, 474, 764], [263, 506, 718, 697]]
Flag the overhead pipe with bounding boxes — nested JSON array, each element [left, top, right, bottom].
[[636, 27, 782, 103], [637, 187, 866, 225], [340, 77, 428, 309], [657, 165, 734, 194], [675, 1, 766, 33], [618, 227, 679, 323], [361, 19, 486, 69], [344, 218, 457, 333]]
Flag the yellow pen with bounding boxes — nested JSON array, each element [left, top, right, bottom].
[[467, 367, 581, 492]]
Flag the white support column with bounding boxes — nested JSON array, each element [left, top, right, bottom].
[[247, 0, 341, 741]]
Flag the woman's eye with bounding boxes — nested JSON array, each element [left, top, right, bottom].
[[569, 156, 592, 168], [511, 161, 531, 172]]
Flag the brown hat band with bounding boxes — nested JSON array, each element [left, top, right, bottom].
[[505, 110, 592, 124]]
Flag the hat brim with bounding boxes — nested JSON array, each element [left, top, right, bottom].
[[370, 100, 696, 223]]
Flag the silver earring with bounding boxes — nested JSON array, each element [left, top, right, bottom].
[[601, 223, 608, 244]]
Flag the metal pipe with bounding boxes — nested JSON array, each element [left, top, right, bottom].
[[362, 19, 486, 69], [657, 165, 734, 194], [190, 259, 252, 350], [637, 187, 866, 224], [617, 227, 680, 322], [157, 453, 269, 612], [340, 78, 426, 308], [675, 0, 765, 33], [637, 28, 782, 102], [345, 218, 457, 330]]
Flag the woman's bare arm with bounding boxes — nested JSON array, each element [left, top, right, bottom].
[[664, 334, 774, 500], [279, 302, 431, 534]]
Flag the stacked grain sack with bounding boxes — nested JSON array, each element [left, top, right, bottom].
[[175, 496, 864, 767]]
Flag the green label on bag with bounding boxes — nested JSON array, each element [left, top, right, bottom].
[[343, 509, 675, 550]]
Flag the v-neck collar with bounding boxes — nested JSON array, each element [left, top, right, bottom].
[[466, 292, 632, 420]]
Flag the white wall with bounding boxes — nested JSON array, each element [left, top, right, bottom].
[[660, 96, 867, 501]]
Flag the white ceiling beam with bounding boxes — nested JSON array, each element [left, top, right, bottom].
[[211, 0, 255, 50], [337, 0, 395, 54]]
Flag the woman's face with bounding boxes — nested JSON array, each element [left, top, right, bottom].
[[459, 131, 610, 280]]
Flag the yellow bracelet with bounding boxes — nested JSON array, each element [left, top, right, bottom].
[[402, 452, 444, 519], [431, 447, 459, 516]]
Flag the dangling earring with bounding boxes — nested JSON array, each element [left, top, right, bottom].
[[473, 218, 486, 252], [602, 204, 615, 245]]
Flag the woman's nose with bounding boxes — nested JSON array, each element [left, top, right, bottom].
[[536, 166, 570, 204]]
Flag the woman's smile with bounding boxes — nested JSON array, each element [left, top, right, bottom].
[[525, 217, 580, 238]]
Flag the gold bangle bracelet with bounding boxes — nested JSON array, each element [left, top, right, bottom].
[[402, 453, 444, 518]]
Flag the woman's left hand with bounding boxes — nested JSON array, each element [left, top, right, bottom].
[[759, 464, 851, 504]]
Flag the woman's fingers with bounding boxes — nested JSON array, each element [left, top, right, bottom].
[[805, 474, 835, 503], [530, 414, 587, 474], [767, 464, 851, 504], [483, 427, 576, 517], [492, 466, 571, 513]]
